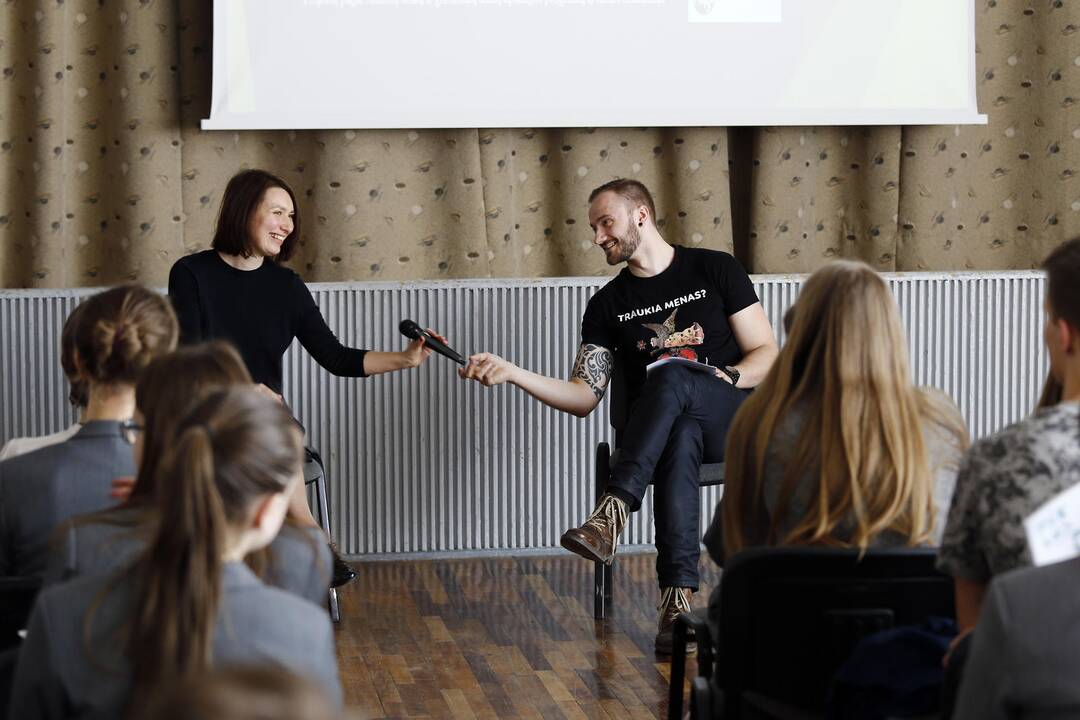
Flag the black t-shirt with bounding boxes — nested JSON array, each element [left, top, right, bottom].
[[167, 250, 368, 394], [581, 246, 758, 400]]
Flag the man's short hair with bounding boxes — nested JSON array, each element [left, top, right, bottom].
[[588, 179, 657, 223], [1043, 237, 1080, 331]]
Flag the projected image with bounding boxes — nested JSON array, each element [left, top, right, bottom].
[[688, 0, 780, 24], [205, 0, 984, 129]]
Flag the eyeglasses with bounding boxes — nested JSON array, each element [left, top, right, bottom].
[[120, 419, 144, 445]]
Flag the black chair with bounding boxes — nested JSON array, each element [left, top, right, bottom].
[[303, 447, 340, 623], [0, 576, 42, 653], [675, 546, 955, 720], [0, 646, 20, 718], [593, 360, 724, 619], [669, 607, 714, 718]]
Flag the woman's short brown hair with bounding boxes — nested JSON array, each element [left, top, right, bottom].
[[211, 169, 300, 262]]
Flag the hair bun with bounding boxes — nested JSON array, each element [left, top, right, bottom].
[[75, 285, 179, 386]]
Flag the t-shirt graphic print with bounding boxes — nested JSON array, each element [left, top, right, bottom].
[[641, 308, 705, 361]]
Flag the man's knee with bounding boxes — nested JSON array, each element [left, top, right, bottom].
[[666, 415, 704, 458]]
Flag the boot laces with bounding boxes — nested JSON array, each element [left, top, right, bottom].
[[585, 493, 628, 556], [657, 586, 693, 626]]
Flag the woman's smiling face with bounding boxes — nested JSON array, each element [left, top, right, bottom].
[[247, 187, 295, 258]]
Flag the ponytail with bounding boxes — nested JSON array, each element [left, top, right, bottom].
[[110, 387, 302, 716], [126, 425, 226, 714]]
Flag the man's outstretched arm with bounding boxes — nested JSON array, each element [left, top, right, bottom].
[[459, 343, 613, 418], [721, 302, 778, 388]]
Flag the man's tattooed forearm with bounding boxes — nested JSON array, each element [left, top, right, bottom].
[[571, 344, 613, 400]]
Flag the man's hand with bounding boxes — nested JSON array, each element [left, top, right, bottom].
[[459, 344, 604, 417], [459, 352, 518, 387], [713, 368, 734, 384]]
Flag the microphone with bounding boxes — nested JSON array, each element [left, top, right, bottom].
[[399, 319, 466, 365]]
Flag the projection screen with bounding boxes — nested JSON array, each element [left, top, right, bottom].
[[203, 0, 987, 129]]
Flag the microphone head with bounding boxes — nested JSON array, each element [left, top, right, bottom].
[[399, 319, 423, 339]]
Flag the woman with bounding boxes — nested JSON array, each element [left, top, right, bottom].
[[168, 168, 442, 583], [705, 260, 968, 565], [0, 284, 177, 578], [9, 388, 343, 718], [47, 342, 332, 606]]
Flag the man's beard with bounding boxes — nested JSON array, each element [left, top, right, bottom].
[[605, 223, 641, 265]]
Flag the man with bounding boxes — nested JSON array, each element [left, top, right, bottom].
[[460, 179, 778, 653], [937, 237, 1080, 635]]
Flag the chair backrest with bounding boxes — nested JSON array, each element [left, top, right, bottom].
[[0, 576, 43, 652], [717, 546, 954, 718]]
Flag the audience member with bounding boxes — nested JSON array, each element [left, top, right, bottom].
[[704, 261, 968, 637], [937, 237, 1080, 631], [8, 388, 343, 718], [0, 301, 89, 461], [0, 284, 178, 577], [953, 556, 1080, 719], [45, 342, 332, 606], [136, 665, 342, 720]]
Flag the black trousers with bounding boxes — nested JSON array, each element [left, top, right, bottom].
[[607, 363, 749, 591]]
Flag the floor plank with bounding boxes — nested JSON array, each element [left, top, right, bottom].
[[335, 550, 720, 719]]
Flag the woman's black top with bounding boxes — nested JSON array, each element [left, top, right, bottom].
[[168, 250, 368, 394]]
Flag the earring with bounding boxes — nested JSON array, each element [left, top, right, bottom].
[[638, 222, 643, 227]]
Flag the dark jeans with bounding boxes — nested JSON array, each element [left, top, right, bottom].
[[606, 363, 749, 591]]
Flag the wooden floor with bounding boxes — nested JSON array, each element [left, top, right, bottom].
[[334, 551, 720, 719]]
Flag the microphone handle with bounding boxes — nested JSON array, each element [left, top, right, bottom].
[[419, 330, 466, 365]]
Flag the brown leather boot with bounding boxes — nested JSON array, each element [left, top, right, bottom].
[[655, 586, 696, 656], [559, 493, 629, 565]]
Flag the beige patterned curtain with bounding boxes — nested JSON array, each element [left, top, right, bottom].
[[2, 1, 1077, 288]]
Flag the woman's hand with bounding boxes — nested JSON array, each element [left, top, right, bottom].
[[362, 329, 452, 375], [402, 328, 449, 368]]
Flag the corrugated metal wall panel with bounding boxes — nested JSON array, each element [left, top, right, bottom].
[[0, 272, 1048, 554]]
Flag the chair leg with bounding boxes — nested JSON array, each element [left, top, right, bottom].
[[593, 442, 612, 620], [316, 470, 333, 539], [604, 563, 613, 606], [668, 614, 690, 719], [312, 466, 341, 624], [328, 587, 341, 623], [594, 561, 606, 619], [690, 677, 712, 720]]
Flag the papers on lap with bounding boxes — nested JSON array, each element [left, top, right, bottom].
[[645, 356, 717, 376], [1024, 483, 1080, 567]]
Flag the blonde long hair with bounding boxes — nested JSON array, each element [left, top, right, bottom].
[[722, 261, 967, 559]]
